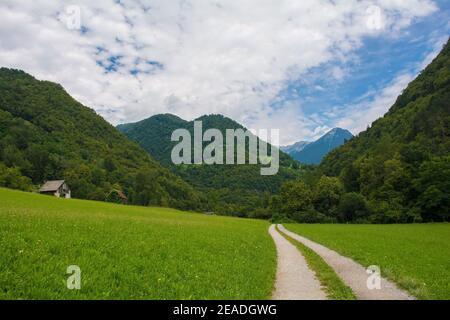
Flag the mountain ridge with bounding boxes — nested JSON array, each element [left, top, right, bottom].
[[118, 113, 298, 168], [0, 68, 203, 210], [282, 128, 353, 164], [280, 141, 310, 154], [118, 113, 303, 217]]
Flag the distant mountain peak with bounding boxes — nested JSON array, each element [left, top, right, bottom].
[[319, 128, 353, 143], [324, 127, 352, 136], [280, 141, 310, 154], [283, 128, 353, 165]]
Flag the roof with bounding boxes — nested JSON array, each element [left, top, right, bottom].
[[110, 189, 127, 200], [40, 180, 66, 192], [116, 190, 128, 200]]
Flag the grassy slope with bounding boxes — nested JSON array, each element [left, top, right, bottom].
[[0, 188, 276, 299], [276, 226, 355, 300], [284, 223, 450, 300]]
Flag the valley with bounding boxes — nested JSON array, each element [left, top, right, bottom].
[[0, 12, 448, 302]]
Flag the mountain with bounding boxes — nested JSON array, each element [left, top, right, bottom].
[[319, 38, 450, 222], [280, 141, 310, 154], [117, 113, 187, 166], [283, 128, 353, 164], [0, 68, 203, 210], [118, 114, 303, 217]]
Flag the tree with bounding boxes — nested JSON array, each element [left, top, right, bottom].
[[103, 158, 116, 172], [340, 164, 360, 192], [383, 158, 410, 193], [280, 180, 313, 220], [0, 163, 32, 191], [338, 193, 370, 222], [26, 145, 51, 183], [414, 156, 450, 221], [313, 176, 344, 216]]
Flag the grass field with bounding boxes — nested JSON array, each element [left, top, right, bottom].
[[0, 188, 276, 299], [284, 223, 450, 300]]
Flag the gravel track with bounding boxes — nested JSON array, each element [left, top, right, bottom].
[[277, 224, 415, 300], [268, 225, 327, 300]]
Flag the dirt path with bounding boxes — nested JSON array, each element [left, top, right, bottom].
[[277, 224, 415, 300], [268, 224, 327, 300]]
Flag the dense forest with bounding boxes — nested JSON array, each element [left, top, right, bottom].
[[0, 68, 204, 210], [118, 114, 304, 217], [274, 38, 449, 223]]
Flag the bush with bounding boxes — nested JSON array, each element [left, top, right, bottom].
[[338, 193, 370, 222], [249, 208, 272, 220], [291, 209, 337, 224], [0, 163, 33, 191]]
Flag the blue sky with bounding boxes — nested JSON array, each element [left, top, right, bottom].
[[277, 1, 450, 139], [0, 0, 448, 145]]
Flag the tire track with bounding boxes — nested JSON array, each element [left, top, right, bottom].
[[268, 224, 327, 300], [277, 224, 415, 300]]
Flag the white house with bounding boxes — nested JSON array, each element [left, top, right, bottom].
[[39, 180, 71, 198]]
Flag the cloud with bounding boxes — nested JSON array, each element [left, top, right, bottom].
[[335, 72, 415, 133], [334, 34, 448, 135], [0, 0, 438, 145]]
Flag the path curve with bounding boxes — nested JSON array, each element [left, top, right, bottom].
[[277, 224, 415, 300], [268, 224, 326, 300]]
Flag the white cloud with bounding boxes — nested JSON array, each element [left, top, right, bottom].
[[335, 72, 415, 134], [0, 0, 438, 145], [335, 34, 447, 135], [331, 66, 346, 81]]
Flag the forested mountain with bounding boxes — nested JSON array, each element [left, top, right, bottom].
[[3, 37, 448, 223], [318, 39, 450, 222], [118, 114, 303, 217], [0, 68, 203, 210], [117, 114, 186, 166], [282, 128, 353, 164]]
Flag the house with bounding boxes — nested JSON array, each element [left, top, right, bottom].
[[39, 180, 71, 198]]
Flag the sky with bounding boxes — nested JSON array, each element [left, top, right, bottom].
[[0, 0, 449, 145]]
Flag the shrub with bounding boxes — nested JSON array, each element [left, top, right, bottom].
[[0, 163, 33, 191], [338, 193, 370, 222], [291, 209, 337, 224]]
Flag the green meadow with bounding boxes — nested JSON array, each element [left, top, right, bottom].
[[1, 187, 449, 300], [284, 223, 450, 300], [0, 188, 276, 299]]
